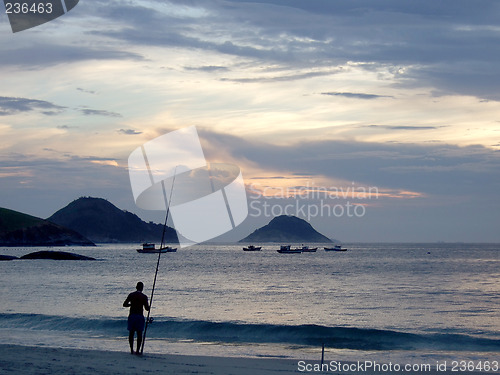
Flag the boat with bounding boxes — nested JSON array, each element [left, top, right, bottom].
[[243, 245, 262, 251], [137, 243, 177, 253], [159, 246, 177, 253], [277, 245, 302, 254], [324, 245, 347, 252], [295, 245, 317, 252]]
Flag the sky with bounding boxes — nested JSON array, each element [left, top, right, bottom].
[[1, 0, 500, 242]]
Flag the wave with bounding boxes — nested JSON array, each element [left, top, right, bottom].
[[1, 313, 499, 352]]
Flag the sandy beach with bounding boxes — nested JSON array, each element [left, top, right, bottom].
[[0, 344, 300, 375], [1, 344, 493, 375]]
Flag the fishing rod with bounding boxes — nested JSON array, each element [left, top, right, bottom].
[[140, 169, 177, 354]]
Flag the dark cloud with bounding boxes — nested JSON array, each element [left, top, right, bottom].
[[0, 96, 66, 116], [224, 0, 499, 23], [221, 69, 342, 83], [250, 176, 289, 180], [78, 108, 122, 117], [84, 0, 500, 100], [322, 92, 393, 100], [117, 129, 142, 135], [0, 152, 131, 217], [76, 88, 97, 94], [2, 0, 498, 99], [0, 45, 144, 68], [94, 26, 292, 63], [184, 65, 229, 72], [361, 125, 444, 130], [199, 129, 500, 197]]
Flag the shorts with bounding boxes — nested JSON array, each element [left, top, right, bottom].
[[127, 314, 145, 332]]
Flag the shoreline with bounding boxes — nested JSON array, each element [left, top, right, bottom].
[[0, 343, 493, 375], [0, 343, 298, 375]]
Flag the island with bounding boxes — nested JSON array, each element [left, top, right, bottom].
[[239, 215, 333, 243], [0, 207, 95, 247], [20, 251, 96, 261], [48, 197, 178, 243]]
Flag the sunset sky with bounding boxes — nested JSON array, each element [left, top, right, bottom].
[[1, 0, 500, 242]]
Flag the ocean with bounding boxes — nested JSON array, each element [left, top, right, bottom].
[[0, 243, 499, 366]]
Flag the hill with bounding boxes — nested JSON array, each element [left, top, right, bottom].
[[0, 207, 95, 247], [47, 197, 178, 243], [239, 215, 333, 243]]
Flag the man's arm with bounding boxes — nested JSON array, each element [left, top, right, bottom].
[[144, 296, 150, 311], [123, 294, 131, 308]]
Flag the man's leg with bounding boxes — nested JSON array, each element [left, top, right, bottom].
[[128, 331, 135, 354], [136, 331, 143, 355]]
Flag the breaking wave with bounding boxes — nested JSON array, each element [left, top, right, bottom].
[[1, 313, 499, 352]]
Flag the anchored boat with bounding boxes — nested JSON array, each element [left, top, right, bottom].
[[243, 245, 262, 251], [324, 245, 347, 252], [296, 245, 317, 252], [137, 243, 177, 253], [277, 245, 302, 254]]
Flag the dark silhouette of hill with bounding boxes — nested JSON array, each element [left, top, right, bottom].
[[0, 207, 95, 247], [239, 215, 333, 243], [48, 197, 178, 243], [20, 250, 95, 260]]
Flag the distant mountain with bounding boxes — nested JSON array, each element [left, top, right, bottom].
[[47, 197, 178, 243], [0, 207, 95, 247], [239, 215, 333, 243]]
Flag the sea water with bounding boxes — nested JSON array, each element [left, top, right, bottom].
[[0, 243, 499, 365]]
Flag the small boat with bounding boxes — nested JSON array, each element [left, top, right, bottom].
[[137, 243, 177, 253], [324, 245, 347, 252], [296, 245, 317, 252], [159, 246, 177, 253], [243, 245, 262, 251], [277, 245, 302, 254]]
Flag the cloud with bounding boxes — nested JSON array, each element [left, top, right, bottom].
[[0, 45, 144, 68], [0, 152, 131, 216], [56, 125, 77, 130], [1, 0, 498, 100], [184, 65, 229, 72], [76, 88, 97, 94], [322, 92, 393, 100], [89, 0, 500, 100], [221, 69, 342, 83], [0, 96, 66, 116], [117, 129, 142, 135], [360, 125, 444, 131], [198, 128, 500, 197], [78, 108, 122, 117], [250, 176, 295, 180]]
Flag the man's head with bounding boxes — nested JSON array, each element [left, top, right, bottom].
[[136, 282, 144, 291]]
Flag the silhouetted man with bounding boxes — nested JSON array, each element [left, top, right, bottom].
[[123, 282, 150, 355]]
